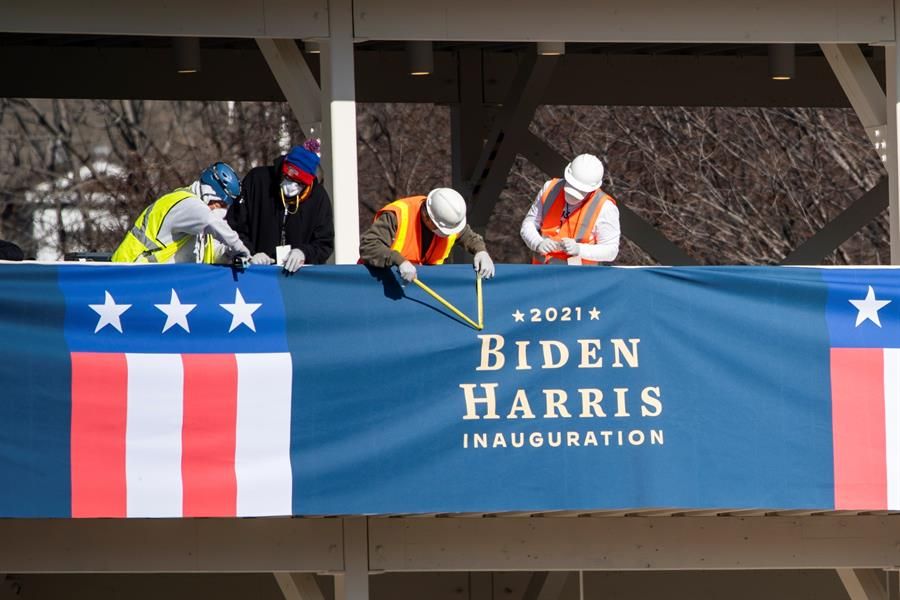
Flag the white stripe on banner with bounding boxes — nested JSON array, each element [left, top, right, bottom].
[[125, 353, 184, 518], [885, 349, 900, 510], [235, 353, 293, 516]]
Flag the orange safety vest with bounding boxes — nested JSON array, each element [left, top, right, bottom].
[[375, 196, 458, 265], [532, 178, 615, 266]]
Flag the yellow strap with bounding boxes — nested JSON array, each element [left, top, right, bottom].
[[391, 201, 409, 253], [433, 234, 457, 265], [476, 275, 483, 329]]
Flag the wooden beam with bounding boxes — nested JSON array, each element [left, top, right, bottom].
[[274, 573, 327, 600], [0, 518, 343, 573], [368, 516, 900, 572], [256, 38, 322, 138], [837, 569, 886, 600], [821, 44, 888, 150]]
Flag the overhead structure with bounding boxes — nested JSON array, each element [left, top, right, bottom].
[[2, 2, 900, 600]]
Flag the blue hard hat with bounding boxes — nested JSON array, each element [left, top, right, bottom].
[[199, 162, 241, 206]]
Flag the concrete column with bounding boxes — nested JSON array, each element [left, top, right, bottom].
[[320, 0, 360, 264]]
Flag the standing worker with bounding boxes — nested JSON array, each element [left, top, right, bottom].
[[359, 188, 495, 282], [111, 162, 250, 264], [520, 153, 620, 265], [226, 144, 333, 273]]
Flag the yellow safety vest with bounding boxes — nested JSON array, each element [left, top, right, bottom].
[[111, 189, 216, 264]]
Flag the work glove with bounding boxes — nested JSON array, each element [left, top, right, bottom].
[[536, 237, 559, 255], [560, 238, 580, 256], [473, 251, 495, 280], [283, 248, 306, 273], [250, 252, 274, 265], [398, 260, 417, 283]]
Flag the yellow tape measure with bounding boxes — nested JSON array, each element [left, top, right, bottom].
[[412, 274, 484, 330]]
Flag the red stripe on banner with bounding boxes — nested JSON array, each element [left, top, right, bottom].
[[70, 352, 127, 518], [831, 348, 887, 510], [181, 354, 238, 517]]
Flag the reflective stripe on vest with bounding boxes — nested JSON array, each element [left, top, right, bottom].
[[532, 178, 613, 266], [111, 189, 203, 264], [375, 197, 458, 265]]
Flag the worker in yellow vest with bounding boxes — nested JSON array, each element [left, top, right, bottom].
[[359, 188, 495, 282], [520, 154, 620, 265], [111, 163, 251, 264]]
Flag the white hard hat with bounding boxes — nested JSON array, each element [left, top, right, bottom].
[[563, 154, 604, 201], [425, 188, 467, 237]]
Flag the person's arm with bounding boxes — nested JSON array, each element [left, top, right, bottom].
[[359, 212, 405, 267], [457, 225, 487, 256], [0, 239, 24, 261], [520, 182, 550, 252], [292, 188, 335, 264], [169, 198, 249, 257], [575, 201, 620, 263]]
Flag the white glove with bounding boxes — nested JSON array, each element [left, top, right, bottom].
[[536, 238, 559, 255], [399, 260, 417, 283], [473, 251, 495, 279], [250, 252, 274, 265], [283, 248, 306, 273], [560, 238, 580, 256]]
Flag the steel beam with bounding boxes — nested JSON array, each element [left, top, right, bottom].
[[821, 44, 888, 150], [0, 518, 342, 573], [468, 53, 559, 230], [837, 569, 887, 600], [518, 131, 697, 265], [256, 38, 322, 138], [368, 516, 900, 572], [781, 178, 888, 265]]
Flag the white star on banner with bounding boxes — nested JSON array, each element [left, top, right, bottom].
[[849, 285, 891, 328], [155, 289, 197, 333], [589, 307, 601, 320], [220, 289, 262, 333], [512, 310, 525, 322], [89, 291, 131, 334]]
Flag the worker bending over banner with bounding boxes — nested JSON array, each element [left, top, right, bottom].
[[360, 188, 495, 283], [227, 144, 334, 273], [111, 162, 250, 264], [520, 153, 620, 265]]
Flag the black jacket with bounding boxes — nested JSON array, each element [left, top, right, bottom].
[[227, 157, 334, 264], [0, 240, 23, 261]]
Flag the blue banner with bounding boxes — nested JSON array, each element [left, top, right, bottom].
[[0, 263, 894, 517]]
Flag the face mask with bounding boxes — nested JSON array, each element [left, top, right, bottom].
[[210, 207, 227, 220], [281, 180, 302, 198]]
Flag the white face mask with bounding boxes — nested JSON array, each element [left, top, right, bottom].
[[210, 207, 227, 220], [281, 180, 302, 198]]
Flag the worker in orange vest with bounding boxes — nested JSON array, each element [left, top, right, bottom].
[[520, 154, 620, 265], [360, 188, 495, 282]]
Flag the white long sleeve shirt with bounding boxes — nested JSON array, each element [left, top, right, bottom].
[[520, 180, 621, 263], [157, 181, 249, 263]]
